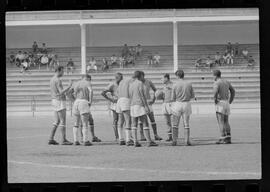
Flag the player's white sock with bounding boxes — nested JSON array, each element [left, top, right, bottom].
[[82, 126, 89, 142], [118, 126, 124, 141], [125, 129, 132, 141], [73, 127, 79, 142]]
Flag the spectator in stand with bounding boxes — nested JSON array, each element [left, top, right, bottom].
[[242, 48, 249, 59], [247, 55, 256, 68], [40, 54, 49, 68], [9, 52, 16, 65], [234, 42, 239, 56], [226, 42, 233, 54], [40, 43, 48, 54], [214, 52, 222, 66], [195, 57, 203, 68], [15, 51, 25, 67], [28, 53, 35, 68], [67, 58, 75, 74], [125, 53, 135, 66], [153, 52, 161, 65], [119, 56, 125, 68], [121, 44, 130, 58], [224, 51, 234, 65], [110, 54, 118, 67], [20, 59, 30, 73], [206, 56, 214, 69], [147, 54, 153, 66], [32, 41, 38, 54], [135, 44, 143, 58], [49, 54, 60, 70], [102, 58, 109, 71], [87, 57, 98, 73]]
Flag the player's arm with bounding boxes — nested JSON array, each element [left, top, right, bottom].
[[88, 84, 93, 106], [213, 83, 219, 104], [57, 80, 73, 96], [139, 83, 150, 113], [190, 84, 196, 101], [170, 85, 176, 102], [149, 80, 157, 104], [101, 84, 117, 103], [228, 83, 235, 104]]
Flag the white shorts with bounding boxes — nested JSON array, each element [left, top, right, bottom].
[[116, 97, 130, 113], [171, 101, 192, 117], [130, 105, 146, 117], [110, 102, 117, 111], [215, 100, 230, 115], [52, 99, 66, 112], [162, 102, 172, 115], [72, 99, 90, 116]]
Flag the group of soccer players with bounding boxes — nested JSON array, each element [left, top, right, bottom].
[[48, 66, 235, 147]]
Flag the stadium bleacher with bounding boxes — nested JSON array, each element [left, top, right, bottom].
[[6, 44, 260, 112]]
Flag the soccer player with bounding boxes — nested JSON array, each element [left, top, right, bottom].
[[155, 74, 174, 141], [213, 70, 235, 144], [49, 66, 73, 145], [101, 73, 124, 141], [129, 71, 158, 147], [139, 71, 163, 141], [72, 74, 94, 146], [116, 75, 134, 146], [170, 69, 195, 146]]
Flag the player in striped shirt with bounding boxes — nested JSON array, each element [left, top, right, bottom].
[[170, 69, 195, 146], [213, 70, 235, 144], [129, 71, 158, 147], [101, 73, 124, 142]]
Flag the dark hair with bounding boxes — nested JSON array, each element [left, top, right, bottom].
[[164, 73, 170, 80], [133, 71, 142, 79], [83, 74, 91, 80], [213, 69, 221, 77], [175, 69, 184, 78], [116, 72, 123, 80], [55, 66, 64, 73], [140, 71, 145, 77]]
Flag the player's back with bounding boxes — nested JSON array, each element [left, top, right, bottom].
[[129, 79, 144, 106], [143, 79, 155, 100], [163, 81, 173, 103], [214, 79, 231, 101], [74, 79, 92, 101], [50, 75, 65, 100], [172, 79, 194, 102], [117, 78, 133, 98]]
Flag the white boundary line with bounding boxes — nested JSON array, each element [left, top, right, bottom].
[[8, 160, 260, 177], [7, 135, 48, 140]]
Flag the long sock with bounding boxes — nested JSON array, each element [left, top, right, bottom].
[[79, 125, 83, 142], [82, 126, 89, 142], [59, 124, 66, 142], [143, 128, 152, 142], [113, 123, 119, 139], [132, 129, 138, 143], [49, 123, 58, 140], [118, 126, 124, 141], [184, 128, 190, 144], [73, 127, 79, 142], [90, 125, 95, 139], [151, 123, 158, 136], [125, 128, 132, 141], [172, 127, 178, 142], [139, 123, 145, 139]]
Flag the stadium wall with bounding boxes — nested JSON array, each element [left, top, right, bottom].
[[6, 22, 259, 48]]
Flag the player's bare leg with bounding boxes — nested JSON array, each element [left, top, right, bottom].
[[172, 114, 180, 146], [183, 114, 191, 146], [112, 110, 119, 141], [148, 112, 162, 140], [48, 111, 60, 145], [58, 109, 72, 145], [164, 114, 172, 141], [73, 114, 81, 145], [216, 112, 226, 144], [141, 115, 157, 147], [138, 120, 146, 141], [123, 110, 133, 146], [117, 112, 125, 145], [89, 113, 101, 142], [223, 115, 231, 144], [81, 113, 92, 146], [131, 117, 141, 147]]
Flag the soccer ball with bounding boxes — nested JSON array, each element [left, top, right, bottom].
[[155, 90, 164, 100]]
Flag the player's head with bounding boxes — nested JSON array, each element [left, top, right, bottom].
[[83, 74, 92, 81], [213, 69, 221, 81], [55, 66, 64, 77], [115, 72, 123, 84], [140, 71, 145, 81], [175, 69, 184, 79], [162, 73, 170, 84], [133, 71, 143, 80]]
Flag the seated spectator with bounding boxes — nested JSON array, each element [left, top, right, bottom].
[[40, 43, 48, 54], [214, 52, 222, 66], [110, 54, 118, 66], [119, 56, 125, 68], [247, 55, 256, 68], [121, 44, 130, 58], [87, 57, 98, 73], [242, 48, 249, 59], [40, 54, 49, 67], [125, 54, 135, 66], [49, 54, 60, 70], [28, 53, 35, 67], [234, 42, 240, 56], [15, 51, 25, 67], [67, 58, 75, 74], [23, 52, 29, 62], [32, 41, 38, 54], [102, 58, 109, 71], [147, 54, 153, 66], [9, 52, 16, 65], [153, 52, 161, 65], [224, 52, 234, 65], [226, 42, 233, 54], [20, 59, 30, 73], [135, 44, 143, 57], [205, 56, 214, 68], [195, 57, 204, 68]]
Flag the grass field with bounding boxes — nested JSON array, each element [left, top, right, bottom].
[[7, 113, 261, 183]]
